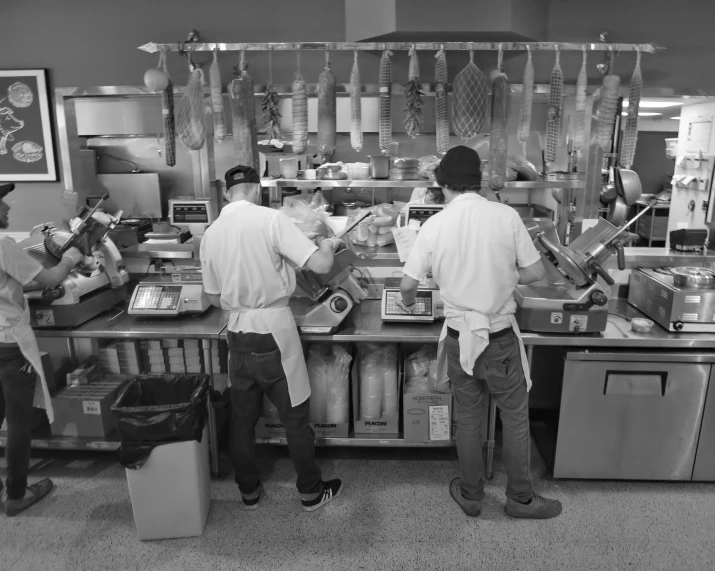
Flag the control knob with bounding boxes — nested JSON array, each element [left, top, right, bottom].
[[330, 296, 349, 313]]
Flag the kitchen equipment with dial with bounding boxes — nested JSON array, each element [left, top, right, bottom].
[[515, 203, 654, 334], [21, 195, 130, 327]]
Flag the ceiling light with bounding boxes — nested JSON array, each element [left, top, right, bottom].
[[621, 112, 662, 116], [622, 100, 683, 108]]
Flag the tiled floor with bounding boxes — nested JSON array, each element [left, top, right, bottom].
[[1, 443, 714, 571]]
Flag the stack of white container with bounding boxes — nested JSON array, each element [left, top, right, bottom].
[[210, 341, 222, 372], [98, 340, 141, 375], [164, 340, 185, 373], [142, 340, 166, 373], [183, 340, 203, 374]]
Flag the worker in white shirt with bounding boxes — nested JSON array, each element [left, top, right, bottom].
[[200, 166, 343, 512], [397, 147, 562, 519], [0, 183, 83, 517]]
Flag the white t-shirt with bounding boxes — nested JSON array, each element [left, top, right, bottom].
[[200, 201, 318, 333], [403, 193, 540, 332], [0, 238, 43, 343]]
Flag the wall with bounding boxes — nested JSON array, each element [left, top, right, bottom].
[[2, 0, 713, 230], [631, 132, 676, 196]]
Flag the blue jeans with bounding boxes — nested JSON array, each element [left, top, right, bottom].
[[0, 344, 36, 500], [227, 331, 322, 500], [447, 330, 533, 503]]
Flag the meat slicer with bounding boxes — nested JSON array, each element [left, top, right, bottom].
[[515, 205, 654, 334], [21, 195, 129, 327], [291, 248, 368, 334]]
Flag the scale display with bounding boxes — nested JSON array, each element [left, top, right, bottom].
[[171, 203, 210, 224], [131, 285, 182, 311], [381, 289, 436, 322], [405, 205, 444, 226]]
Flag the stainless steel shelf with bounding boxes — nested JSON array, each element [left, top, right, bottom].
[[256, 434, 455, 447], [260, 178, 585, 189], [0, 433, 120, 451]]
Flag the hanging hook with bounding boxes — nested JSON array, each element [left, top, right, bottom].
[[324, 44, 330, 68], [497, 44, 504, 71]]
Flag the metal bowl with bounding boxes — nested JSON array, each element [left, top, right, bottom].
[[671, 267, 715, 289]]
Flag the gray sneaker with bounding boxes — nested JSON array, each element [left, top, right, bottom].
[[505, 494, 562, 519], [6, 478, 54, 517], [449, 477, 482, 517]]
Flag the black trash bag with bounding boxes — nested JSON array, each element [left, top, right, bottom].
[[111, 374, 210, 469]]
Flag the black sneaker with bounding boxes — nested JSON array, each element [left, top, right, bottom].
[[6, 478, 54, 517], [242, 484, 263, 511], [301, 479, 343, 512]]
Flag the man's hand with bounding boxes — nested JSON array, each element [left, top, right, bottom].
[[324, 236, 344, 253], [62, 247, 84, 267], [395, 294, 416, 314]]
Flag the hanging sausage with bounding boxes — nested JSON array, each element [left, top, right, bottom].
[[517, 46, 534, 152], [291, 50, 308, 155], [573, 47, 588, 155], [349, 50, 363, 152], [228, 50, 259, 170], [378, 49, 393, 153], [489, 48, 510, 192], [158, 51, 175, 167], [209, 50, 226, 141], [434, 48, 450, 155], [317, 50, 337, 163]]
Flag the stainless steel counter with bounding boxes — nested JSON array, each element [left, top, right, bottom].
[[33, 303, 228, 340]]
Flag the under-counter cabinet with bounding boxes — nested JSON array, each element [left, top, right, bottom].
[[554, 352, 713, 480]]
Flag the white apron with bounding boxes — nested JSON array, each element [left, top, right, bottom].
[[10, 306, 53, 422], [436, 307, 532, 392], [227, 305, 311, 407]]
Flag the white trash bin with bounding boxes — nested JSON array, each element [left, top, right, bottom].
[[125, 426, 211, 540]]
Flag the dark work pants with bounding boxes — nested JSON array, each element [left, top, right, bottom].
[[227, 331, 322, 500], [447, 330, 534, 503], [0, 344, 36, 500]]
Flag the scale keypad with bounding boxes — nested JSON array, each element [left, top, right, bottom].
[[384, 291, 433, 316]]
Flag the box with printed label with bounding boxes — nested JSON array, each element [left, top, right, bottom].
[[403, 390, 452, 443], [351, 347, 401, 435], [254, 418, 286, 438], [50, 377, 127, 438]]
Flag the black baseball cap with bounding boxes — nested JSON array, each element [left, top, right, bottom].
[[0, 183, 15, 198], [435, 146, 481, 188], [225, 165, 260, 190]]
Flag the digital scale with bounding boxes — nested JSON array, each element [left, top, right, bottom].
[[402, 204, 444, 228], [381, 288, 441, 323], [169, 199, 214, 226], [128, 273, 210, 316]]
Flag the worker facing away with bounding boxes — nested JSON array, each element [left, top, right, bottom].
[[0, 183, 84, 517], [200, 166, 343, 512], [397, 146, 562, 519]]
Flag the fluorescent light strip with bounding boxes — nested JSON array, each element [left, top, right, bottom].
[[622, 100, 683, 108], [621, 112, 662, 116]]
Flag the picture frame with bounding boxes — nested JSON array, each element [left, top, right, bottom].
[[0, 69, 57, 182]]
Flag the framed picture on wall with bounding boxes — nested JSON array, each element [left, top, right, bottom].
[[0, 69, 57, 182]]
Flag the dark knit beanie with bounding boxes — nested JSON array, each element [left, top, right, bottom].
[[434, 146, 481, 188]]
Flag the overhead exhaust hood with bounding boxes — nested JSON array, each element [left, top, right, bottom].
[[345, 0, 550, 43]]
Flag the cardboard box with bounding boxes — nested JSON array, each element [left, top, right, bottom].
[[255, 418, 286, 438], [51, 378, 126, 438], [403, 389, 452, 443], [351, 350, 401, 435], [167, 348, 184, 357]]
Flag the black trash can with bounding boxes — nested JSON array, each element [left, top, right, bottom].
[[111, 374, 210, 470]]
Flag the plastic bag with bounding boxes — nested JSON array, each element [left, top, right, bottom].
[[111, 374, 210, 469], [405, 346, 450, 394], [358, 343, 398, 419], [280, 198, 334, 243], [307, 344, 352, 424], [418, 156, 440, 180], [391, 157, 420, 169], [404, 375, 431, 395]]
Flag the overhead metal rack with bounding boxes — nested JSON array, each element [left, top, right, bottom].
[[139, 41, 662, 54]]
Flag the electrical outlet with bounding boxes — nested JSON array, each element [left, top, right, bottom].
[[703, 201, 709, 213]]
